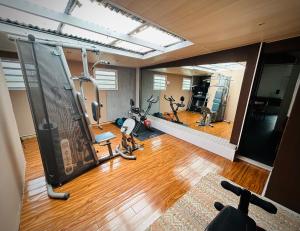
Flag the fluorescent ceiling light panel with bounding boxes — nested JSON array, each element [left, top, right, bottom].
[[182, 66, 213, 73], [133, 26, 182, 47], [62, 25, 115, 44], [198, 62, 246, 72], [0, 5, 60, 30], [114, 40, 152, 53], [71, 0, 142, 34]]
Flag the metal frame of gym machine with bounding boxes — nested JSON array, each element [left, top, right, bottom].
[[10, 34, 137, 200]]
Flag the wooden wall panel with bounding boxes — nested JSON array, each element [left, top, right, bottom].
[[265, 84, 300, 213]]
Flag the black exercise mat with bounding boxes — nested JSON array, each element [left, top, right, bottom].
[[135, 127, 165, 141]]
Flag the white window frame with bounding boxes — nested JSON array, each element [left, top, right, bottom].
[[94, 68, 118, 90], [182, 77, 192, 91], [1, 59, 25, 90], [153, 74, 167, 91]]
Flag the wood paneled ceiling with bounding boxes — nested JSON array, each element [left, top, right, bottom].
[[111, 0, 300, 67], [148, 67, 209, 77]]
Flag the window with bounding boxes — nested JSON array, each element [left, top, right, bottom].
[[1, 60, 25, 90], [182, 78, 192, 90], [62, 25, 115, 44], [70, 0, 142, 35], [0, 1, 189, 56], [133, 26, 182, 47], [94, 69, 118, 90], [0, 5, 60, 30], [153, 74, 166, 90], [114, 41, 152, 53]]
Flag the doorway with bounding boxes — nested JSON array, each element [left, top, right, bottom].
[[238, 52, 300, 166]]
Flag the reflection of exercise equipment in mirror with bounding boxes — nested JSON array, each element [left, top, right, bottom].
[[197, 74, 231, 127], [187, 79, 210, 112], [164, 95, 185, 124], [199, 106, 214, 127], [129, 95, 159, 137], [15, 35, 141, 200], [206, 180, 277, 231]]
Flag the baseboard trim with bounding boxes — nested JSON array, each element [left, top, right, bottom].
[[20, 134, 36, 140], [149, 115, 236, 161], [236, 155, 273, 171]]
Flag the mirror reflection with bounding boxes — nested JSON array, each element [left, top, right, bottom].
[[141, 62, 246, 140]]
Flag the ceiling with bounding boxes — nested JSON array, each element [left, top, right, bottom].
[[149, 67, 209, 77], [110, 0, 300, 67], [1, 0, 300, 68]]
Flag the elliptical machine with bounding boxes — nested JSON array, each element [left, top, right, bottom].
[[164, 95, 185, 124], [206, 180, 277, 231], [129, 95, 159, 137]]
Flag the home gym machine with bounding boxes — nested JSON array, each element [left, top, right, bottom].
[[206, 180, 277, 231], [187, 79, 210, 112], [164, 95, 185, 124], [197, 75, 231, 127], [129, 95, 159, 137], [14, 35, 139, 200]]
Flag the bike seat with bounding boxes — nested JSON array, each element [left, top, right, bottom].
[[205, 206, 256, 231], [95, 132, 116, 143], [131, 107, 140, 114]]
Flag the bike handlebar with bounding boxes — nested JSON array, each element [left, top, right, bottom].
[[164, 95, 175, 102], [147, 95, 159, 103]]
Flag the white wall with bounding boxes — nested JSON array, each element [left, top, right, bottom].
[[160, 73, 192, 113], [0, 63, 25, 231], [141, 70, 192, 114], [9, 90, 35, 137]]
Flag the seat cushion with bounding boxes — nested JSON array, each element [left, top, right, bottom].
[[95, 132, 116, 143]]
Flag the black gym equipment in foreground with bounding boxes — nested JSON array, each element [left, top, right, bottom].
[[164, 95, 185, 124], [16, 35, 139, 199], [206, 180, 277, 231]]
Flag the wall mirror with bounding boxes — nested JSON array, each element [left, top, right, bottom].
[[141, 62, 246, 141]]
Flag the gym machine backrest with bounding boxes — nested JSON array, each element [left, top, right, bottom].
[[206, 180, 277, 231], [74, 49, 102, 128]]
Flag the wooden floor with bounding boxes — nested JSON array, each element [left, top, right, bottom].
[[178, 111, 233, 140], [20, 123, 268, 231]]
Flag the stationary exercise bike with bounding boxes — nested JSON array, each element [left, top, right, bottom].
[[115, 118, 143, 159], [129, 95, 159, 137], [206, 180, 277, 231], [164, 95, 185, 124]]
